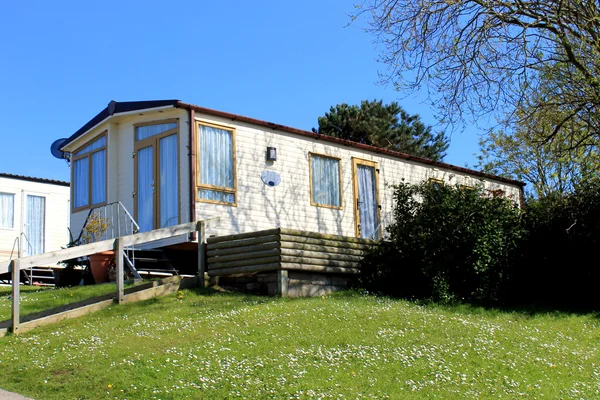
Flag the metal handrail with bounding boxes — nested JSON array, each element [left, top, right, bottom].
[[19, 232, 34, 258], [75, 202, 140, 245], [9, 236, 19, 261], [8, 234, 35, 285]]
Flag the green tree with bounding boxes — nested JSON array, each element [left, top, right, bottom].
[[314, 100, 449, 161], [478, 64, 600, 198], [353, 1, 600, 146]]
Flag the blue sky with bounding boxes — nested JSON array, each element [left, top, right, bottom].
[[0, 0, 485, 182]]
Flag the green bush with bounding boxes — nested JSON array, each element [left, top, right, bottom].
[[512, 179, 600, 308], [358, 181, 525, 304]]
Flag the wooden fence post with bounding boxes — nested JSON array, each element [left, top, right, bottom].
[[115, 238, 124, 304], [11, 259, 20, 335], [197, 220, 206, 287]]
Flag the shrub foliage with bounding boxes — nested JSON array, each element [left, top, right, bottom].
[[513, 179, 600, 308], [358, 181, 524, 304], [359, 178, 600, 309]]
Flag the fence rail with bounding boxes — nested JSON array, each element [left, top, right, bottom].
[[7, 220, 212, 335]]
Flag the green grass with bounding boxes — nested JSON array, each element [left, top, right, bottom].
[[0, 284, 126, 322], [0, 288, 599, 399]]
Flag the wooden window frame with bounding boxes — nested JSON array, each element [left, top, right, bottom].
[[71, 132, 108, 213], [308, 152, 343, 210], [487, 188, 506, 198], [0, 192, 15, 230], [195, 121, 237, 206], [352, 157, 381, 240], [133, 119, 181, 230], [428, 178, 444, 186]]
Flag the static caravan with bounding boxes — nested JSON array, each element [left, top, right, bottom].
[[0, 173, 70, 284], [50, 100, 524, 296]]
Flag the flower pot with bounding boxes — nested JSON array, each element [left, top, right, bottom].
[[88, 251, 114, 284]]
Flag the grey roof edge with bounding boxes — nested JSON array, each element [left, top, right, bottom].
[[0, 173, 70, 187], [62, 100, 180, 148], [58, 99, 525, 188]]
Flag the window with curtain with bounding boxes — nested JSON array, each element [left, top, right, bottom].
[[25, 195, 45, 256], [72, 134, 107, 210], [197, 123, 236, 205], [310, 154, 342, 208], [0, 193, 15, 228]]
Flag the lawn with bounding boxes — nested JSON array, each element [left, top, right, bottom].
[[0, 284, 124, 322], [0, 288, 599, 399]]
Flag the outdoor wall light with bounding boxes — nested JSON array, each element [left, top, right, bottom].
[[266, 147, 277, 161]]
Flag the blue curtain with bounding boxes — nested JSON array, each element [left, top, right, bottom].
[[197, 189, 235, 203], [137, 146, 154, 232], [25, 195, 45, 256], [136, 122, 177, 141], [357, 165, 379, 239], [91, 150, 106, 204], [159, 134, 178, 228], [73, 158, 89, 208], [311, 155, 341, 207], [0, 193, 14, 228], [198, 125, 234, 202], [74, 135, 106, 156]]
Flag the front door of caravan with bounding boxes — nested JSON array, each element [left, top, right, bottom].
[[352, 158, 381, 239], [24, 195, 45, 256], [134, 122, 179, 232]]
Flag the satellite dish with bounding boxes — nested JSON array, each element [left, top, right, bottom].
[[261, 170, 281, 187], [50, 138, 69, 159]]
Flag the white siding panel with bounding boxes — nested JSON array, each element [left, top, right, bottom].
[[194, 113, 523, 238], [0, 177, 70, 262]]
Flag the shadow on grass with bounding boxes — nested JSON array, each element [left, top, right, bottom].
[[332, 288, 600, 319]]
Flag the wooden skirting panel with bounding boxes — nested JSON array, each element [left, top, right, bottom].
[[206, 228, 374, 297]]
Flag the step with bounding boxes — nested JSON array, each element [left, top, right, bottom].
[[136, 271, 178, 277], [133, 257, 170, 263]]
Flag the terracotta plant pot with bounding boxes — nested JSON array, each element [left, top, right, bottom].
[[88, 251, 114, 284]]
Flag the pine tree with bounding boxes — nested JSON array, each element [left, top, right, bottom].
[[314, 100, 449, 161]]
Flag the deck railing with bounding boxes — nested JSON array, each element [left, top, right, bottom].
[[75, 202, 140, 245], [8, 219, 215, 335]]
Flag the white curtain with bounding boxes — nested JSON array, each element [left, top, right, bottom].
[[159, 134, 178, 227], [25, 195, 45, 256], [198, 125, 234, 202], [136, 122, 177, 141], [137, 146, 154, 232], [357, 165, 378, 239], [73, 158, 89, 208], [311, 155, 341, 207], [91, 150, 106, 204], [0, 193, 14, 228]]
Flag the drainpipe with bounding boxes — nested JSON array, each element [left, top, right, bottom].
[[189, 108, 197, 241], [19, 190, 24, 258]]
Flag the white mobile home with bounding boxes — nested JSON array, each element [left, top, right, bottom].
[[58, 100, 523, 240], [50, 100, 524, 295], [0, 173, 70, 263]]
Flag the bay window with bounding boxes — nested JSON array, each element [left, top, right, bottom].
[[72, 133, 107, 211]]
